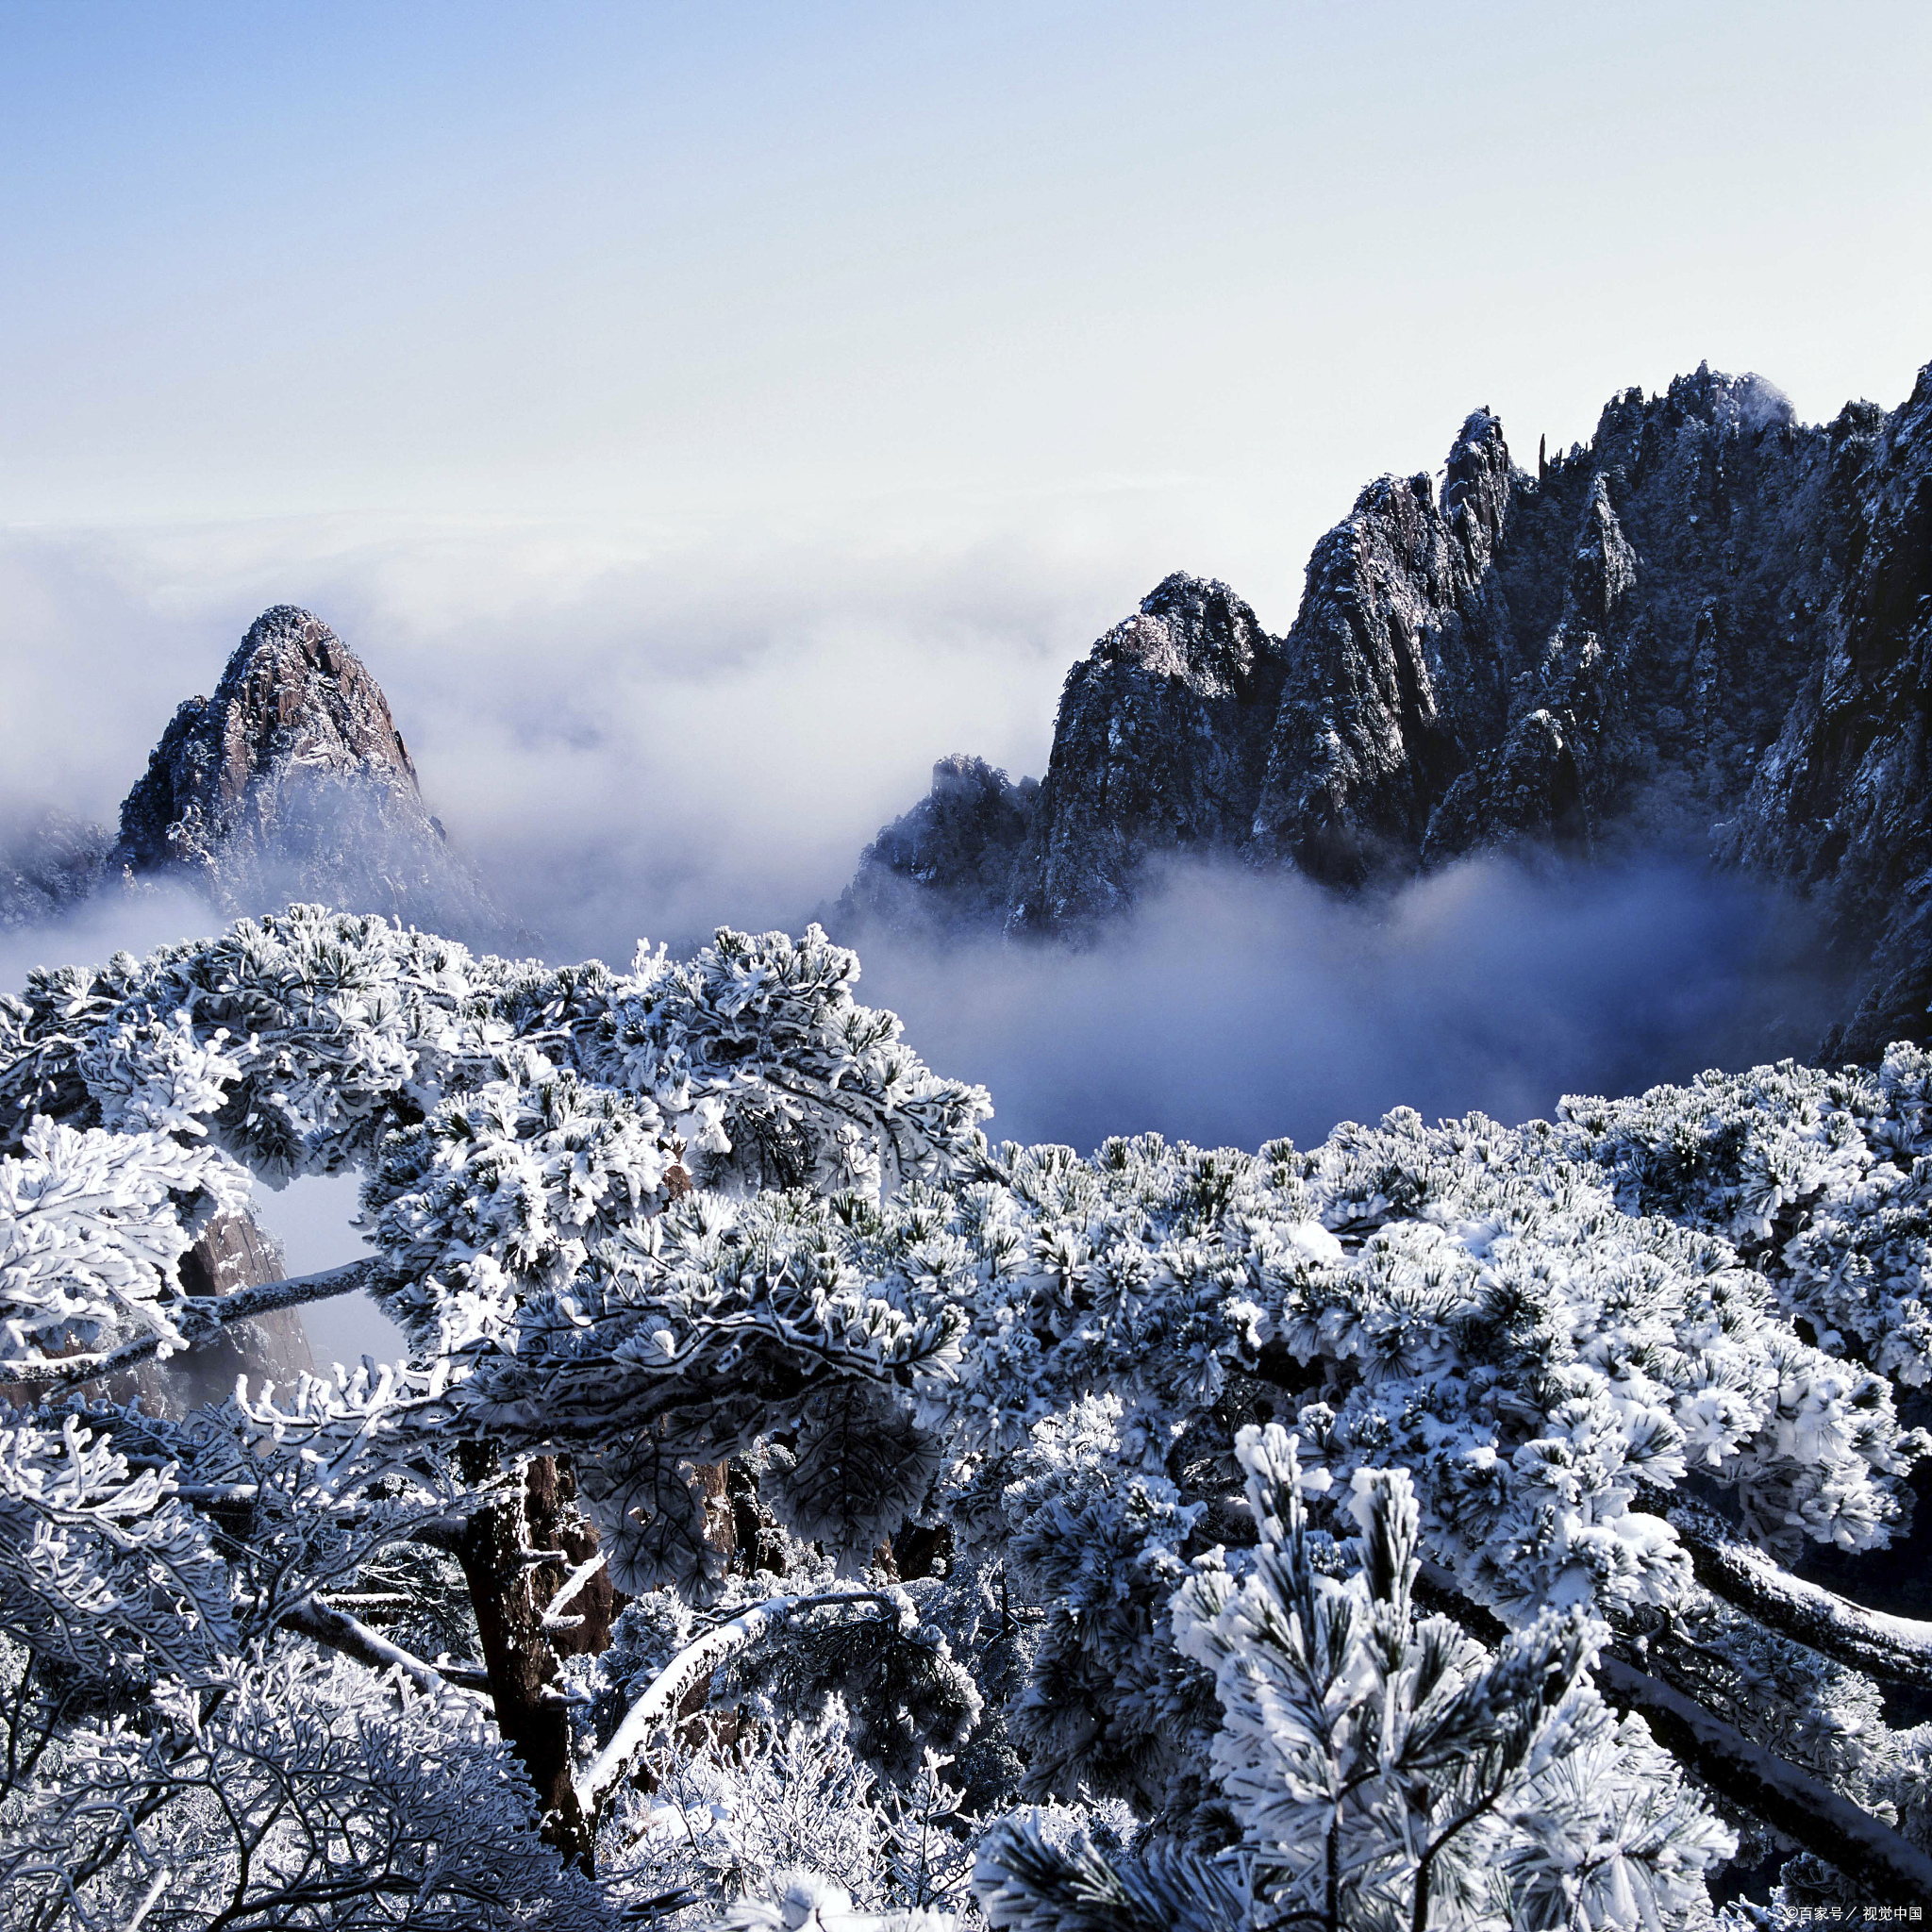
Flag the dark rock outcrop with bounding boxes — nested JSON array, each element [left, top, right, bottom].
[[1246, 413, 1518, 881], [838, 756, 1039, 941], [0, 809, 110, 930], [96, 1208, 315, 1417], [843, 575, 1284, 942], [1718, 371, 1932, 1058], [108, 605, 503, 941], [1005, 574, 1288, 936], [834, 359, 1932, 1057], [1248, 369, 1836, 882]]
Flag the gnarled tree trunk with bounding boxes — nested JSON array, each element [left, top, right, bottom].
[[457, 1452, 618, 1873]]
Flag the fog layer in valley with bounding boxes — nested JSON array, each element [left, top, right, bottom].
[[854, 855, 1846, 1155], [0, 512, 1121, 956], [0, 521, 1855, 1361]]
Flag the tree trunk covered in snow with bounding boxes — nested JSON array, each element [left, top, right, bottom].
[[1595, 1657, 1932, 1905], [1674, 1510, 1932, 1686], [1414, 1557, 1932, 1906], [456, 1450, 618, 1874]]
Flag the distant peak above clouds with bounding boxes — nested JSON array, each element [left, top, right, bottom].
[[112, 604, 425, 876], [2, 605, 508, 947], [835, 357, 1932, 1062]]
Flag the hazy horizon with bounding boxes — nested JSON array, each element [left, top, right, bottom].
[[5, 4, 1931, 946]]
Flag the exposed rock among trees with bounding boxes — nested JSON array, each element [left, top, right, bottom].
[[838, 359, 1932, 1057], [92, 1207, 316, 1417], [836, 755, 1038, 941]]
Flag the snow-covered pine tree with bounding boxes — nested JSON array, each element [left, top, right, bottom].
[[981, 1424, 1733, 1930], [4, 908, 1932, 1925], [0, 909, 991, 1924]]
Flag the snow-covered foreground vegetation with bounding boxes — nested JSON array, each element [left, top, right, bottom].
[[3, 907, 1931, 1928]]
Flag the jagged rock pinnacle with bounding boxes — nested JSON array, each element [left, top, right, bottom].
[[1005, 573, 1286, 937], [833, 358, 1932, 1060], [837, 756, 1040, 941], [108, 605, 504, 941]]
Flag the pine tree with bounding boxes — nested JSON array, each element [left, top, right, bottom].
[[5, 908, 1932, 1926]]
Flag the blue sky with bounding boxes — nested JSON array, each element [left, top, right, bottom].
[[6, 2, 1924, 1303], [5, 3, 1928, 561]]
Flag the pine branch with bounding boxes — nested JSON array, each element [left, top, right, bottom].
[[276, 1599, 490, 1698], [1672, 1508, 1932, 1685], [0, 1258, 378, 1391], [1594, 1655, 1932, 1905], [575, 1591, 898, 1813], [1413, 1557, 1932, 1904]]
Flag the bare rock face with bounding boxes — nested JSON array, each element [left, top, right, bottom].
[[835, 358, 1932, 1058], [1250, 369, 1833, 881], [1246, 412, 1516, 880], [838, 756, 1040, 941], [108, 605, 503, 941], [1002, 573, 1288, 937], [1718, 371, 1932, 1059], [96, 1208, 316, 1418], [838, 575, 1283, 944]]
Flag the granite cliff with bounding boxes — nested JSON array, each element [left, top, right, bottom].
[[1004, 573, 1288, 936], [92, 1208, 316, 1419], [0, 606, 504, 944], [108, 605, 503, 940], [840, 359, 1932, 1058]]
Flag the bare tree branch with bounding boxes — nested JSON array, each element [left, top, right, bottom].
[[1672, 1508, 1932, 1686], [0, 1258, 378, 1392], [1595, 1655, 1932, 1905], [276, 1599, 490, 1698]]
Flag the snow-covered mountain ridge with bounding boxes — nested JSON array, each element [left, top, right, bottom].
[[841, 359, 1932, 1060]]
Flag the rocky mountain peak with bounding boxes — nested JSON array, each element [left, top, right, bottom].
[[1442, 407, 1513, 570], [1569, 475, 1637, 627], [112, 606, 416, 874], [1002, 575, 1288, 937], [840, 575, 1289, 943], [1116, 573, 1279, 697], [836, 755, 1040, 941], [106, 606, 503, 941], [834, 354, 1932, 1060]]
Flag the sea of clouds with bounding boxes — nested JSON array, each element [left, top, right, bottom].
[[853, 855, 1842, 1155], [0, 510, 1848, 1359]]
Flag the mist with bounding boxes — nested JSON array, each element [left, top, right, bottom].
[[0, 507, 1162, 960], [0, 509, 1851, 1150], [0, 878, 225, 998], [851, 856, 1844, 1155], [0, 514, 1856, 1366], [0, 773, 1847, 1367]]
